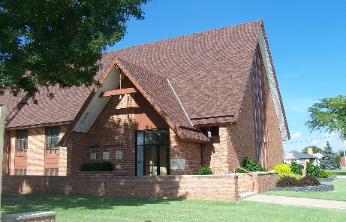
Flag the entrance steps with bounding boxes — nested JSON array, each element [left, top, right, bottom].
[[238, 189, 257, 200]]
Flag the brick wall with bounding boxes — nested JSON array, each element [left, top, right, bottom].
[[238, 172, 278, 193], [5, 125, 68, 176], [27, 128, 45, 175], [84, 94, 138, 176], [69, 91, 204, 176], [2, 173, 277, 201], [170, 129, 202, 175], [2, 175, 239, 201], [202, 127, 232, 174], [202, 75, 256, 174], [263, 74, 284, 169]]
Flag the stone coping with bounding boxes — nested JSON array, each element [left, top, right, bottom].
[[271, 184, 334, 192], [2, 211, 55, 222], [235, 171, 277, 175], [318, 176, 337, 183]]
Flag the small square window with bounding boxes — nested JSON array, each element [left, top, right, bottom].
[[103, 151, 109, 160], [90, 152, 96, 160], [115, 150, 123, 160]]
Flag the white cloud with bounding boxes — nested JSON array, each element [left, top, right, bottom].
[[291, 132, 302, 140]]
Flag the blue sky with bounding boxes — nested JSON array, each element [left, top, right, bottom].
[[108, 0, 346, 153]]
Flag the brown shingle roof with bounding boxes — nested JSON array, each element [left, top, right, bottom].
[[1, 20, 287, 142], [107, 20, 263, 125], [115, 58, 209, 142], [0, 86, 92, 129]]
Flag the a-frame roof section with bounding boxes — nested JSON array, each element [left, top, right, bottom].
[[115, 58, 209, 142], [107, 20, 263, 125]]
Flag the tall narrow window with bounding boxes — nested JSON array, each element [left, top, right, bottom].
[[16, 129, 28, 152], [46, 126, 60, 150], [252, 47, 266, 166]]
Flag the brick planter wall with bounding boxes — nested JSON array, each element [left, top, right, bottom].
[[238, 172, 278, 193], [2, 173, 277, 201], [2, 175, 239, 201]]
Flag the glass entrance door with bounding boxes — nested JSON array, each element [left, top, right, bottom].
[[136, 130, 169, 176]]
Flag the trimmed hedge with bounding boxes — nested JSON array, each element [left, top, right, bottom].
[[80, 162, 113, 171]]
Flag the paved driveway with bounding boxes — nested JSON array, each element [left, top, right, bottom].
[[244, 194, 346, 210]]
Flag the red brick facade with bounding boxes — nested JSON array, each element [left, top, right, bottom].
[[3, 125, 68, 176], [2, 173, 277, 201], [2, 62, 284, 176], [2, 51, 284, 177]]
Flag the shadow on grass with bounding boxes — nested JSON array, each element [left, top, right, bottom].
[[1, 193, 183, 215]]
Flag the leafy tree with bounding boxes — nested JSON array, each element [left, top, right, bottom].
[[302, 146, 322, 154], [320, 142, 340, 170], [338, 150, 345, 157], [0, 0, 148, 94], [306, 95, 346, 140]]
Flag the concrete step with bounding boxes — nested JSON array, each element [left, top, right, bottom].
[[239, 191, 257, 200], [238, 189, 250, 194]]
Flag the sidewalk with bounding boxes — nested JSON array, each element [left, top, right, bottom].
[[244, 194, 346, 210]]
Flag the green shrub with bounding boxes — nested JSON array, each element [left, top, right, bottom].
[[198, 167, 213, 175], [242, 157, 265, 172], [290, 162, 303, 175], [274, 163, 301, 179], [80, 162, 113, 171], [318, 170, 335, 178], [274, 163, 291, 174], [235, 167, 249, 173], [306, 162, 321, 177]]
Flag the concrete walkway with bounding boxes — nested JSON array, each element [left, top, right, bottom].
[[244, 194, 346, 210]]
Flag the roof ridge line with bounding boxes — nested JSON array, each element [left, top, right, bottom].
[[166, 78, 194, 127], [104, 20, 263, 55]]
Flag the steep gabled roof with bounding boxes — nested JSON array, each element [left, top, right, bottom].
[[0, 20, 289, 142], [107, 20, 263, 125], [115, 58, 208, 142]]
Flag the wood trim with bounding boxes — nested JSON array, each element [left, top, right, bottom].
[[102, 88, 137, 97]]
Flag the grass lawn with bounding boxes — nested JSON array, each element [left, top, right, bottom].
[[2, 194, 346, 222], [333, 167, 346, 175], [266, 178, 346, 201]]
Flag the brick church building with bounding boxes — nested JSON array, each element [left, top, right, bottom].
[[1, 20, 289, 176]]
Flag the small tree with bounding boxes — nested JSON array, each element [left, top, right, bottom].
[[320, 142, 340, 170], [306, 95, 346, 140], [302, 146, 322, 154]]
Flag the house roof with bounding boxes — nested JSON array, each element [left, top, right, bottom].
[[287, 151, 317, 160], [0, 86, 92, 129], [0, 20, 289, 142]]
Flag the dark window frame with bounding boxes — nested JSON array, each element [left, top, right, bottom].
[[16, 129, 28, 152], [45, 126, 60, 150]]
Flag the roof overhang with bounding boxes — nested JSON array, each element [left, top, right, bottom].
[[257, 32, 290, 141]]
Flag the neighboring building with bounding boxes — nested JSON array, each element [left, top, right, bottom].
[[1, 20, 289, 176], [285, 151, 319, 166], [340, 156, 346, 168]]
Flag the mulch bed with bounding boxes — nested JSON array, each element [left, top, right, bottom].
[[271, 184, 334, 192]]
